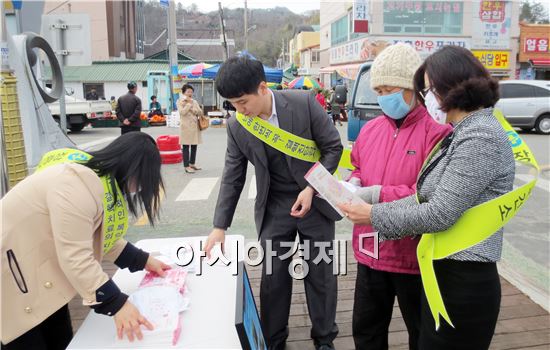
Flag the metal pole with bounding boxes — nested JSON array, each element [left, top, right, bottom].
[[168, 0, 178, 111], [218, 2, 228, 61], [1, 1, 10, 196], [244, 0, 248, 52], [281, 38, 285, 69], [54, 19, 67, 134]]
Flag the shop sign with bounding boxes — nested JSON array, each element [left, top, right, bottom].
[[472, 50, 510, 69], [524, 38, 549, 53]]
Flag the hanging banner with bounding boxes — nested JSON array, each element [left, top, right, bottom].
[[472, 1, 512, 49], [353, 0, 369, 33]]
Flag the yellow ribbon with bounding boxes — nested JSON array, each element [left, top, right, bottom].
[[236, 112, 355, 171], [417, 109, 539, 330], [36, 148, 129, 254]]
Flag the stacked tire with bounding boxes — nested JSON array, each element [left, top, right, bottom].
[[156, 135, 182, 164]]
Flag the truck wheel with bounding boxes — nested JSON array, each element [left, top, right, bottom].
[[69, 123, 85, 132]]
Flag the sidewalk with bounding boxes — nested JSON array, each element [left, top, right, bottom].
[[69, 244, 550, 349]]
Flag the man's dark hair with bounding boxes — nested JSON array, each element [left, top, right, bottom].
[[151, 95, 157, 100], [215, 56, 266, 98], [84, 132, 164, 225], [276, 84, 283, 90], [181, 84, 194, 93], [414, 46, 499, 112], [127, 81, 137, 90]]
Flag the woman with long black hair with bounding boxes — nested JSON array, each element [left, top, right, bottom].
[[1, 132, 169, 349]]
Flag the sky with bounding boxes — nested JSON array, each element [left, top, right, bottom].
[[179, 0, 321, 15]]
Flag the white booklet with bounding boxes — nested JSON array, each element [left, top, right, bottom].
[[305, 162, 366, 216]]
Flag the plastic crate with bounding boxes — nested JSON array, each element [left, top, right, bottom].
[[1, 72, 28, 187], [91, 119, 119, 128]]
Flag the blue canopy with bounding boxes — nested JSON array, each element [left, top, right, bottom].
[[202, 63, 283, 83]]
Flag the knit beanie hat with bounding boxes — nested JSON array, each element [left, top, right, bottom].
[[370, 43, 422, 90]]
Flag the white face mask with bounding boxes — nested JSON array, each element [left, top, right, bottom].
[[424, 90, 447, 124]]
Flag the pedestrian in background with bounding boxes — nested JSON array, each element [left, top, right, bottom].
[[110, 96, 117, 112], [177, 84, 203, 174], [116, 82, 142, 135], [148, 95, 163, 118], [86, 88, 99, 100], [315, 89, 326, 108]]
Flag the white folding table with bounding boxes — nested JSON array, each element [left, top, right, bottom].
[[67, 235, 245, 349]]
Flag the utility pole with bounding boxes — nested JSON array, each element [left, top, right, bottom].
[[218, 2, 228, 61], [281, 38, 285, 69], [52, 19, 67, 134], [244, 0, 248, 52], [167, 0, 178, 111]]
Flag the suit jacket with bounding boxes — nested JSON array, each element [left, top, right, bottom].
[[213, 90, 344, 234], [1, 163, 129, 343], [116, 92, 142, 127]]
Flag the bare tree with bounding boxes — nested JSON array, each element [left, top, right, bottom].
[[520, 0, 550, 24]]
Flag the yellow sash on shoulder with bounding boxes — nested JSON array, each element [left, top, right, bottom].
[[416, 109, 539, 330], [235, 112, 354, 171], [36, 149, 129, 254]]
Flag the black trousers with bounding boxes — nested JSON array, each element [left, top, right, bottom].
[[1, 304, 73, 350], [182, 145, 197, 167], [353, 264, 422, 350], [259, 192, 338, 349], [419, 259, 500, 350], [120, 125, 141, 134]]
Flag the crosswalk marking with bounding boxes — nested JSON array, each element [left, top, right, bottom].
[[248, 175, 257, 199], [176, 177, 219, 201], [516, 174, 550, 193]]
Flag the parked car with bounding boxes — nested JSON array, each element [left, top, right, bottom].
[[347, 62, 383, 142], [47, 95, 112, 132], [496, 80, 550, 134]]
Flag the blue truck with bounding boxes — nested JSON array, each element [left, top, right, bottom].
[[347, 61, 383, 142]]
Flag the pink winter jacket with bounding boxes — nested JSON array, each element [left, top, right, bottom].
[[350, 105, 452, 274]]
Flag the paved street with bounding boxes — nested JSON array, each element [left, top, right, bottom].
[[69, 122, 550, 309]]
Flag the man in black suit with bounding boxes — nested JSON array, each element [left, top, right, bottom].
[[205, 57, 342, 350], [116, 82, 142, 135]]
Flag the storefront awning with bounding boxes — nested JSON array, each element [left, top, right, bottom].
[[529, 58, 550, 67], [319, 62, 364, 80]]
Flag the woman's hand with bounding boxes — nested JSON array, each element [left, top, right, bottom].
[[144, 256, 171, 277], [114, 301, 154, 342], [338, 202, 373, 226]]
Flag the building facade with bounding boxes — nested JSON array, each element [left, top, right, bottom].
[[319, 0, 520, 88], [288, 27, 321, 77], [518, 23, 550, 80], [43, 0, 145, 61]]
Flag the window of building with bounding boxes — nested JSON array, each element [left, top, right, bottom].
[[312, 50, 320, 63], [83, 83, 105, 100], [331, 15, 348, 45], [383, 1, 463, 35]]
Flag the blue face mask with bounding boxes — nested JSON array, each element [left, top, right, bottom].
[[377, 90, 412, 120]]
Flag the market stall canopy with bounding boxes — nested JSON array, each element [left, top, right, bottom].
[[288, 76, 323, 89], [202, 64, 283, 83]]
